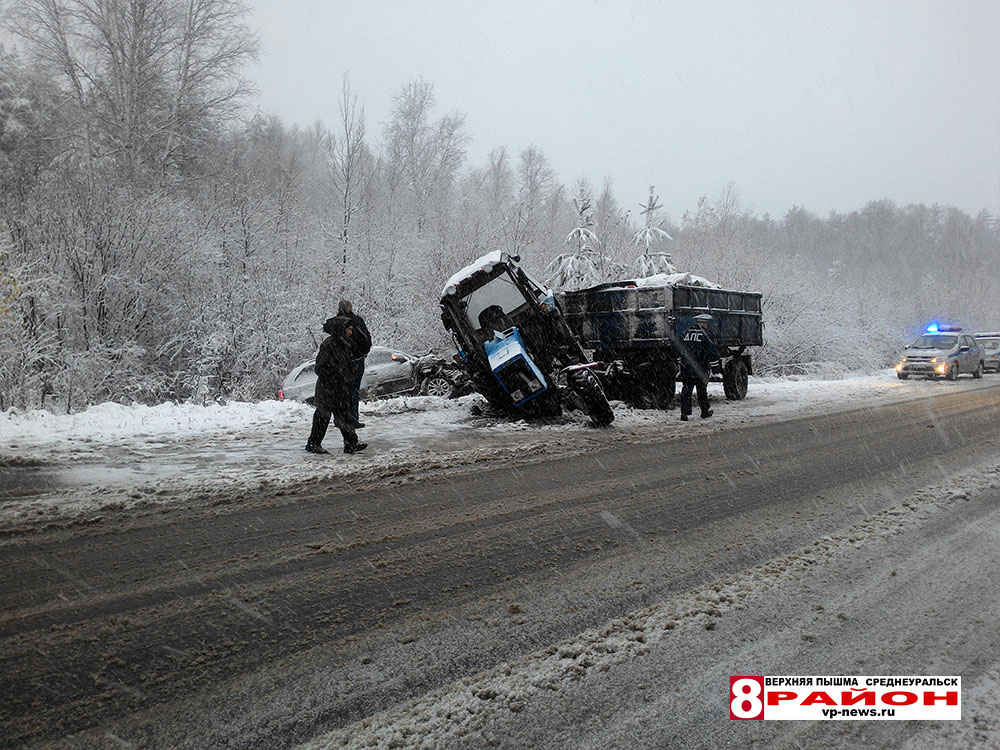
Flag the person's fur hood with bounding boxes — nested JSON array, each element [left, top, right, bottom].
[[322, 316, 351, 340]]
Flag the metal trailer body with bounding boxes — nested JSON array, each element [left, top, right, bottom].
[[560, 281, 763, 405]]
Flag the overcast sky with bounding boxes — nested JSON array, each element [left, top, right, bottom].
[[247, 0, 1000, 220]]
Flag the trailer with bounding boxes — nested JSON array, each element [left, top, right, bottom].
[[560, 278, 763, 407]]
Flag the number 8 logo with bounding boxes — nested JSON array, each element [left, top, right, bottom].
[[730, 676, 764, 719]]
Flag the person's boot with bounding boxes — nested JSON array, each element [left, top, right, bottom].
[[305, 443, 329, 454], [680, 414, 689, 421], [344, 442, 368, 454], [700, 409, 713, 419], [354, 421, 366, 428]]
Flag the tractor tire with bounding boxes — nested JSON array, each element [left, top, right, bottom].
[[570, 370, 614, 427], [723, 359, 749, 400]]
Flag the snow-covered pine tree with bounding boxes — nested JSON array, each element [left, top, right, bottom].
[[632, 186, 676, 277], [545, 191, 600, 290]]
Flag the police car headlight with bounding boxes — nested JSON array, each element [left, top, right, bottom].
[[935, 363, 946, 373], [929, 357, 937, 363]]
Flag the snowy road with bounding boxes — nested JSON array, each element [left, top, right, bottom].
[[1, 375, 1000, 747]]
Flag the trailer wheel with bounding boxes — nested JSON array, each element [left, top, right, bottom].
[[723, 359, 749, 400], [660, 374, 676, 407], [632, 363, 675, 409], [570, 370, 614, 426]]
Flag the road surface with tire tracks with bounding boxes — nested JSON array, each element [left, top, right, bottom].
[[1, 381, 998, 748]]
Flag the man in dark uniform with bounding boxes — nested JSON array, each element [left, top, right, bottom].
[[337, 299, 372, 429], [677, 313, 722, 421], [306, 316, 368, 455]]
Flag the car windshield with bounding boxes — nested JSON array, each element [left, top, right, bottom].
[[980, 339, 1000, 350], [910, 335, 956, 349], [461, 270, 530, 332]]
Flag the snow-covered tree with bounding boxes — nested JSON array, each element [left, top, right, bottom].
[[545, 188, 600, 290], [7, 0, 259, 179], [632, 185, 676, 277], [326, 75, 375, 282]]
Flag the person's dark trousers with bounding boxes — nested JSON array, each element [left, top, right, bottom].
[[308, 407, 332, 447], [332, 409, 359, 448], [350, 358, 365, 426], [309, 407, 359, 448], [679, 377, 710, 417]]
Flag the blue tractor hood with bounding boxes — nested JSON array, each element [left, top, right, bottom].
[[484, 328, 548, 406]]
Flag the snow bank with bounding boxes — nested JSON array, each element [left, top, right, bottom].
[[0, 370, 966, 457], [1, 372, 991, 530], [0, 399, 310, 450]]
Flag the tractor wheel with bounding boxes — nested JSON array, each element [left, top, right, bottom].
[[570, 370, 614, 427]]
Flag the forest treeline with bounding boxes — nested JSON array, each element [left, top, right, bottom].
[[1, 0, 998, 411]]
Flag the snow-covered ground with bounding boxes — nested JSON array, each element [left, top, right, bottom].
[[0, 371, 994, 529]]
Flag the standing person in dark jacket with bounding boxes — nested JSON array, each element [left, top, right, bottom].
[[306, 316, 368, 454], [677, 313, 722, 421], [337, 299, 372, 429]]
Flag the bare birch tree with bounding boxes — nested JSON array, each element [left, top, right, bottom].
[[7, 0, 258, 178]]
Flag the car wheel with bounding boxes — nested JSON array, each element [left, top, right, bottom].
[[946, 363, 958, 381], [897, 372, 909, 380], [973, 361, 984, 379], [421, 375, 454, 397]]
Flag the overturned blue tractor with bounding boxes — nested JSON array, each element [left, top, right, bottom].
[[439, 251, 614, 426]]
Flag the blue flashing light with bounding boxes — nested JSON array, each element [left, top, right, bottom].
[[926, 323, 939, 333]]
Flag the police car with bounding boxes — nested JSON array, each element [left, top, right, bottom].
[[895, 324, 985, 380]]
